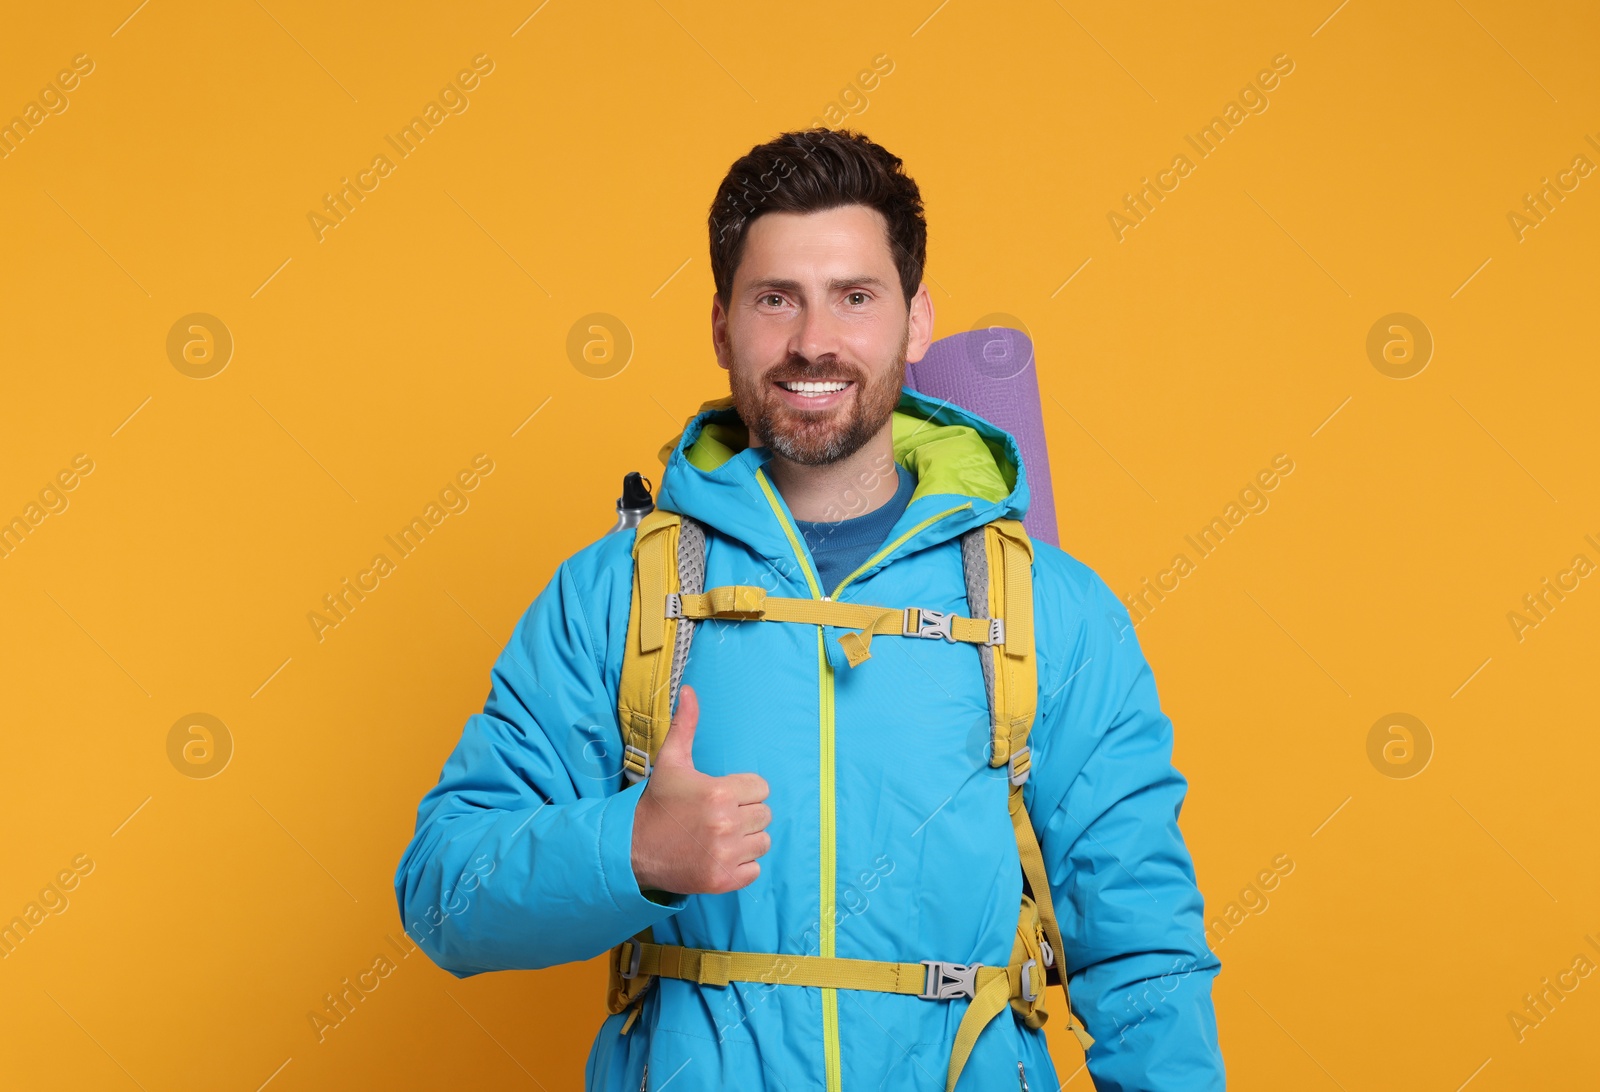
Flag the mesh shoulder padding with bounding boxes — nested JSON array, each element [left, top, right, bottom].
[[667, 515, 705, 718], [960, 527, 997, 729]]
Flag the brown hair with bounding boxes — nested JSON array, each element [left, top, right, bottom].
[[708, 128, 926, 307]]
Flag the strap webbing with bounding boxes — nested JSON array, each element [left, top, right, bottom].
[[983, 520, 1035, 769], [947, 967, 1021, 1091], [674, 586, 999, 667], [617, 510, 686, 783], [985, 518, 1095, 1054], [632, 941, 956, 995], [632, 937, 1045, 1092], [1012, 783, 1092, 1051]]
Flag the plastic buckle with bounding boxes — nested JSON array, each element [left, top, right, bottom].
[[919, 960, 982, 1000], [664, 593, 683, 618], [986, 617, 1006, 646], [1008, 745, 1031, 787], [903, 608, 956, 642], [624, 744, 652, 783], [1019, 958, 1040, 1002], [1040, 937, 1055, 969], [618, 939, 643, 980]]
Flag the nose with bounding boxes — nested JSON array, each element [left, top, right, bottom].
[[787, 298, 845, 369]]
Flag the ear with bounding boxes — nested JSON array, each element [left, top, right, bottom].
[[904, 282, 935, 365], [711, 292, 731, 371]]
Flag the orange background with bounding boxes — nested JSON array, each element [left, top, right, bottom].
[[2, 1, 1597, 1088]]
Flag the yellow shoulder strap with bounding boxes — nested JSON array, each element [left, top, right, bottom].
[[617, 507, 684, 784], [982, 518, 1034, 773], [981, 517, 1095, 1054]]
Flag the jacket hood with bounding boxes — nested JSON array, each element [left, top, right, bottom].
[[652, 385, 1031, 572]]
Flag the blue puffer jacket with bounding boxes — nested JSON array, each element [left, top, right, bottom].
[[394, 386, 1225, 1090]]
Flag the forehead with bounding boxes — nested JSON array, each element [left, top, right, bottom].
[[737, 205, 895, 279]]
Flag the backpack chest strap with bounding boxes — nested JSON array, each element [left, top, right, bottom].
[[612, 939, 1044, 1082], [621, 940, 965, 995], [610, 918, 1057, 1092], [669, 586, 1005, 667]]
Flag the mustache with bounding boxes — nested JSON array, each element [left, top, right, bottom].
[[766, 361, 863, 384]]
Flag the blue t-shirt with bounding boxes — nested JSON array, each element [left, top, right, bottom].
[[791, 463, 916, 596]]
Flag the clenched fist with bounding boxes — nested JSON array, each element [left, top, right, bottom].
[[630, 685, 772, 895]]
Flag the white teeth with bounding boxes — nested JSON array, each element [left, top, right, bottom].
[[780, 380, 849, 395]]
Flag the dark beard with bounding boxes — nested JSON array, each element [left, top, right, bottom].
[[730, 325, 909, 466]]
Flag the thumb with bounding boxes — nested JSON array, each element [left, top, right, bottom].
[[654, 684, 700, 770]]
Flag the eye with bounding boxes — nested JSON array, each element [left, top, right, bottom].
[[760, 293, 786, 308], [845, 291, 869, 306]]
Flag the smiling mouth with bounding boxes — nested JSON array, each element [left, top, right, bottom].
[[774, 379, 854, 398]]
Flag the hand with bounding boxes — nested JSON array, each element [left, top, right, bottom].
[[630, 685, 771, 895]]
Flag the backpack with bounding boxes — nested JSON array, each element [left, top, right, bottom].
[[603, 505, 1095, 1092]]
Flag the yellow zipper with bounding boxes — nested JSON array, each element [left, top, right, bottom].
[[754, 469, 971, 1092], [818, 626, 840, 1090], [755, 470, 823, 598]]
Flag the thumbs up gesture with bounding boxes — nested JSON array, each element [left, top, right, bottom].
[[630, 686, 772, 895]]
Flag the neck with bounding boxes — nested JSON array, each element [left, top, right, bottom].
[[763, 419, 899, 522]]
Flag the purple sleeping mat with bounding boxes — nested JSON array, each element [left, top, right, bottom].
[[905, 326, 1058, 547]]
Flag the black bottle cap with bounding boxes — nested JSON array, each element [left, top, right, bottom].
[[618, 471, 654, 509]]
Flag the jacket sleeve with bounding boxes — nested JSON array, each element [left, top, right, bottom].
[[393, 557, 687, 977], [1028, 570, 1225, 1091]]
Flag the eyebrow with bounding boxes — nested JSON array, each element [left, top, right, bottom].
[[747, 276, 890, 294]]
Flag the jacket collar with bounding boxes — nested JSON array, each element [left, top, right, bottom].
[[653, 386, 1031, 579]]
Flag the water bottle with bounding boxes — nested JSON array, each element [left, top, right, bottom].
[[609, 471, 655, 534]]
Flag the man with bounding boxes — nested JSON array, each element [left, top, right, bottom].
[[395, 129, 1224, 1090]]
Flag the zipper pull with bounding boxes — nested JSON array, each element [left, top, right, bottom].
[[1016, 1061, 1030, 1091], [640, 1062, 649, 1091]]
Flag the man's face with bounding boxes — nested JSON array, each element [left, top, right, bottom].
[[712, 204, 933, 465]]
